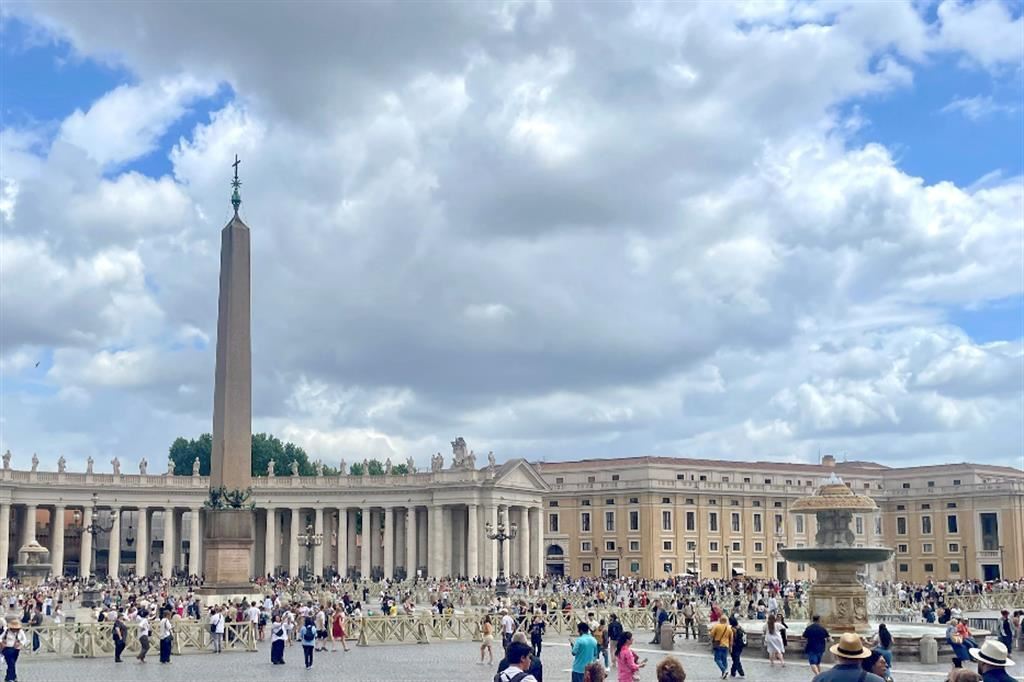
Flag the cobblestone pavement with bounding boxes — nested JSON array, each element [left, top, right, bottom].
[[9, 635, 968, 682]]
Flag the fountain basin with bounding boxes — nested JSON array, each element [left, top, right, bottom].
[[780, 547, 893, 565]]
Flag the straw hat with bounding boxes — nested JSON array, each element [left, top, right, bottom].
[[829, 632, 872, 659], [970, 640, 1015, 668], [6, 620, 21, 630]]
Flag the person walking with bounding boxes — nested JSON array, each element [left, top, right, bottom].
[[480, 615, 495, 665], [614, 631, 644, 682], [572, 622, 599, 682], [607, 615, 623, 671], [968, 640, 1017, 682], [729, 616, 746, 678], [812, 632, 884, 682], [803, 614, 831, 676], [501, 609, 516, 652], [596, 619, 610, 669], [529, 614, 546, 658], [709, 614, 734, 679], [331, 607, 349, 653], [870, 623, 894, 672], [1, 620, 26, 682], [763, 612, 786, 667], [136, 610, 151, 663], [270, 614, 286, 665], [158, 609, 174, 663], [682, 600, 696, 640], [112, 612, 127, 663], [999, 611, 1014, 652], [496, 641, 539, 682], [299, 616, 316, 669], [210, 606, 225, 653]]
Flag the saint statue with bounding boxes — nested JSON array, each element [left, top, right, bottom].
[[315, 460, 324, 477], [385, 458, 392, 475], [57, 455, 67, 474], [405, 456, 416, 474], [431, 453, 443, 472], [268, 459, 275, 477], [467, 450, 476, 469], [487, 451, 496, 472], [339, 458, 347, 477], [362, 458, 369, 476], [111, 457, 121, 476], [167, 457, 174, 475], [30, 453, 39, 472], [290, 460, 299, 477], [86, 456, 95, 474], [192, 457, 201, 476], [139, 458, 147, 475], [1, 450, 10, 470]]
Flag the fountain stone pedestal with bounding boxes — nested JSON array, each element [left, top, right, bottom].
[[781, 477, 893, 633]]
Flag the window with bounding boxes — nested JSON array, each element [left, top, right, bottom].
[[710, 541, 719, 552], [752, 500, 761, 507], [896, 517, 907, 535], [676, 474, 685, 480], [898, 543, 909, 553], [709, 499, 718, 505], [754, 562, 764, 572], [581, 512, 591, 533], [732, 541, 741, 552], [663, 562, 673, 574], [896, 504, 906, 511], [874, 516, 882, 535], [629, 497, 638, 504], [899, 563, 909, 572], [947, 515, 959, 533], [587, 476, 596, 483], [662, 497, 671, 504], [949, 543, 959, 553], [555, 477, 564, 484], [950, 561, 961, 573], [754, 542, 763, 552], [629, 540, 640, 552], [686, 511, 696, 531], [605, 511, 615, 532], [722, 477, 730, 483], [764, 478, 772, 484], [663, 540, 673, 551], [606, 498, 615, 505], [685, 498, 695, 505], [921, 503, 931, 510], [953, 479, 961, 486], [785, 479, 793, 485], [686, 541, 697, 551], [774, 514, 784, 534], [548, 514, 560, 533], [582, 562, 592, 572], [699, 475, 707, 481], [923, 543, 933, 553], [710, 562, 719, 573], [922, 516, 932, 535], [730, 499, 739, 506], [731, 513, 741, 533], [924, 562, 934, 573], [927, 481, 935, 487], [612, 474, 620, 481], [980, 513, 1000, 550], [662, 511, 672, 531], [582, 499, 591, 506], [902, 483, 910, 489], [581, 541, 592, 552], [629, 511, 639, 532], [947, 502, 957, 509], [754, 513, 763, 533], [548, 500, 559, 507], [743, 477, 751, 483], [795, 514, 804, 534], [855, 516, 864, 535], [606, 541, 616, 551], [709, 512, 719, 532], [773, 501, 783, 508]]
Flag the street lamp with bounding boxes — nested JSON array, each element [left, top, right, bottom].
[[485, 509, 517, 597], [297, 521, 323, 578], [69, 493, 115, 580]]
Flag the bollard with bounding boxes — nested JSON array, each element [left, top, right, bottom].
[[660, 622, 675, 651], [919, 635, 938, 664]]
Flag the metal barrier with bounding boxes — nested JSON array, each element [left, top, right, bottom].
[[868, 592, 1024, 615], [20, 620, 257, 658]]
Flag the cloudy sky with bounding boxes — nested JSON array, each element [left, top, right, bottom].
[[1, 1, 1022, 473]]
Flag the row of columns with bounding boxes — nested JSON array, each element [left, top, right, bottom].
[[0, 502, 202, 579]]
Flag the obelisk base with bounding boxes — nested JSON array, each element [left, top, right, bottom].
[[200, 509, 254, 591]]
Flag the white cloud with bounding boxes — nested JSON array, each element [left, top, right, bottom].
[[941, 94, 1018, 121], [937, 0, 1024, 69]]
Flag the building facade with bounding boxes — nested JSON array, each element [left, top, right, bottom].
[[1, 452, 1021, 583]]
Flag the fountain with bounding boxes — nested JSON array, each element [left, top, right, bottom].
[[781, 474, 893, 633], [11, 540, 51, 586]]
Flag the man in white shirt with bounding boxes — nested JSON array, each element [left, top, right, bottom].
[[158, 610, 173, 663], [501, 609, 516, 652], [136, 611, 151, 662], [210, 606, 225, 653], [498, 642, 538, 682]]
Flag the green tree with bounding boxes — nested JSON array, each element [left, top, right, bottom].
[[169, 433, 317, 476], [391, 463, 409, 476], [349, 458, 392, 476]]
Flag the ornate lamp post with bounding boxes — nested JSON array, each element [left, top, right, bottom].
[[485, 509, 517, 597], [297, 521, 323, 579], [69, 493, 116, 602]]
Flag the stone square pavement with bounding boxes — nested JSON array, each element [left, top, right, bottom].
[[11, 634, 968, 682]]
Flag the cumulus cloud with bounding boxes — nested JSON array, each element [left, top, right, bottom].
[[1, 1, 1022, 470], [941, 94, 1018, 121]]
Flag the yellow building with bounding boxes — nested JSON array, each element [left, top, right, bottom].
[[536, 455, 1024, 582]]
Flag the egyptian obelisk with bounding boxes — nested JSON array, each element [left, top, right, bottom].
[[202, 155, 255, 591]]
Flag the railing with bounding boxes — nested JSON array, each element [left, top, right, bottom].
[[867, 592, 1024, 615], [20, 620, 256, 658]]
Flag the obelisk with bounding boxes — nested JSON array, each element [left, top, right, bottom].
[[202, 155, 255, 591]]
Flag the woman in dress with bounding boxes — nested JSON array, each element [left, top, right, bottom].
[[615, 630, 645, 682], [763, 613, 786, 667], [330, 606, 349, 652], [479, 615, 494, 665]]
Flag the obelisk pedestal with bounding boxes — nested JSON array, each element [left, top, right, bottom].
[[202, 165, 255, 594]]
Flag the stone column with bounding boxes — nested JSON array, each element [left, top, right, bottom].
[[500, 506, 511, 579], [360, 507, 371, 579], [313, 507, 324, 577], [289, 509, 300, 577], [442, 506, 453, 576], [264, 508, 277, 576], [136, 509, 149, 576], [429, 505, 443, 577], [80, 504, 93, 576], [189, 508, 201, 576], [336, 508, 347, 578], [467, 504, 478, 579], [531, 506, 544, 577], [107, 507, 121, 578], [405, 507, 416, 578], [382, 507, 394, 579], [347, 510, 358, 575], [161, 507, 174, 578], [518, 506, 530, 577], [24, 504, 37, 548], [488, 505, 499, 579], [51, 506, 65, 577], [0, 503, 9, 578]]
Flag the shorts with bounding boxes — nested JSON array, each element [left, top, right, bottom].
[[317, 629, 328, 639], [807, 651, 823, 665]]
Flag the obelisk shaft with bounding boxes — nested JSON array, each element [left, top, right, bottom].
[[210, 215, 252, 490]]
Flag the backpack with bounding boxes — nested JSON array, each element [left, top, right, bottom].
[[301, 625, 316, 644], [494, 672, 530, 682]]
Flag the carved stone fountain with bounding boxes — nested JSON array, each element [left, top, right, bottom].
[[781, 474, 893, 633]]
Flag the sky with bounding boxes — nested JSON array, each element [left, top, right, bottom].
[[1, 0, 1022, 474]]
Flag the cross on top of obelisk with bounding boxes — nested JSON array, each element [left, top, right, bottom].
[[230, 154, 242, 215]]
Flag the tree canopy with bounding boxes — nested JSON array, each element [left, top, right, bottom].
[[168, 433, 338, 477]]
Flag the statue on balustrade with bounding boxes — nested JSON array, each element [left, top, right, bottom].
[[31, 453, 39, 472], [192, 457, 201, 476], [290, 460, 299, 477], [450, 437, 469, 469], [57, 455, 66, 474], [111, 457, 121, 476], [268, 459, 275, 477], [361, 458, 369, 476], [385, 458, 392, 475], [167, 457, 174, 475], [405, 456, 416, 474], [430, 452, 443, 472], [315, 460, 324, 477], [86, 456, 94, 474], [139, 458, 147, 475], [487, 451, 496, 474], [339, 459, 347, 477], [2, 450, 10, 470]]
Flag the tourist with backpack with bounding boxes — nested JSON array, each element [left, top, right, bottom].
[[729, 615, 746, 678], [299, 616, 316, 669], [496, 641, 539, 682], [111, 612, 127, 663], [607, 615, 623, 670], [270, 613, 287, 665]]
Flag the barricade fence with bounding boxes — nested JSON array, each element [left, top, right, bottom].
[[20, 620, 257, 658]]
